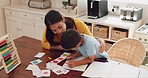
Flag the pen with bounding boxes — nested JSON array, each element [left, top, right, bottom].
[[48, 57, 52, 60]]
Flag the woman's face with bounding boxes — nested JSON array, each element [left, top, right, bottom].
[[49, 21, 66, 35]]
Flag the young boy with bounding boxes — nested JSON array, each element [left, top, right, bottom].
[[61, 29, 109, 68]]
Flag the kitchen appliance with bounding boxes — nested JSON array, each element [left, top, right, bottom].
[[134, 23, 148, 51], [120, 7, 143, 21], [28, 0, 51, 9], [87, 0, 108, 19]]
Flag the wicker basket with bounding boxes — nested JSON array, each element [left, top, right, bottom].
[[111, 28, 128, 41], [107, 38, 146, 67], [85, 22, 92, 32], [93, 25, 109, 39]]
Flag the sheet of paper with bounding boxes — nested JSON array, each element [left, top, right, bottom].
[[30, 64, 42, 77], [34, 52, 45, 58], [26, 64, 34, 70], [41, 70, 51, 77], [46, 62, 69, 75], [82, 61, 118, 77], [139, 68, 148, 78], [30, 59, 42, 65], [51, 52, 70, 63], [106, 63, 139, 78], [82, 60, 140, 78], [62, 56, 88, 72]]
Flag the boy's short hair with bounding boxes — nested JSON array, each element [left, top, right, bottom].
[[61, 29, 82, 49]]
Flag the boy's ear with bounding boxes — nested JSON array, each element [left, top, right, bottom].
[[62, 16, 65, 22], [76, 40, 82, 47]]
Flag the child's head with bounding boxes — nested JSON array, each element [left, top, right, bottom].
[[61, 29, 82, 50]]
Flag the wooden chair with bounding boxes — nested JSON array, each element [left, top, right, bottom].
[[107, 38, 146, 67]]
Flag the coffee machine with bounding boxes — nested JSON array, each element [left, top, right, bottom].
[[87, 0, 108, 19]]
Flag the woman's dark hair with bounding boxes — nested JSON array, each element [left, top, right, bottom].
[[44, 10, 76, 46], [61, 29, 82, 49]]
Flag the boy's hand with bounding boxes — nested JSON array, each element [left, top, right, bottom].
[[67, 61, 78, 68], [67, 54, 74, 60]]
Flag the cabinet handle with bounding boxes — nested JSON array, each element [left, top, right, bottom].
[[139, 38, 142, 41], [98, 29, 100, 31], [10, 12, 12, 14], [144, 39, 147, 42]]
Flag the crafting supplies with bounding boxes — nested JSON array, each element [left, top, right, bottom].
[[0, 34, 21, 73]]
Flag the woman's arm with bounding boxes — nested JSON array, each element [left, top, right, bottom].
[[42, 28, 51, 49], [98, 38, 106, 53]]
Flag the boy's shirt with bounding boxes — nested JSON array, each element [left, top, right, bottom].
[[77, 34, 109, 58]]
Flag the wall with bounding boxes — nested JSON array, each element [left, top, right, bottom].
[[108, 0, 148, 24], [0, 0, 10, 37]]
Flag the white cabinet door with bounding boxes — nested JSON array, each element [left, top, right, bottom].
[[5, 17, 22, 39], [35, 23, 44, 40], [5, 8, 45, 40], [34, 14, 45, 40], [21, 20, 35, 38], [18, 11, 35, 38]]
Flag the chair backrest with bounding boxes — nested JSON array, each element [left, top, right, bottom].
[[107, 38, 146, 67]]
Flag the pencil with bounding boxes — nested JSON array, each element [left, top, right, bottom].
[[48, 57, 52, 60]]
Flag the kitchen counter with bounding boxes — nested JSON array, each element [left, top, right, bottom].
[[4, 3, 82, 17]]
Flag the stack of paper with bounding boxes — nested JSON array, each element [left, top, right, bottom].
[[82, 61, 140, 78]]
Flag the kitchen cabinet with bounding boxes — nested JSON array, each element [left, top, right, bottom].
[[20, 20, 35, 38], [18, 11, 35, 38], [134, 24, 148, 51], [4, 2, 81, 40], [34, 14, 45, 40], [5, 9, 22, 39], [4, 8, 44, 40]]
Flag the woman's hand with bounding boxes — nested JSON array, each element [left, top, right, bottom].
[[98, 38, 105, 53]]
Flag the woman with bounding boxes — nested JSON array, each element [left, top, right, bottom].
[[42, 10, 105, 52]]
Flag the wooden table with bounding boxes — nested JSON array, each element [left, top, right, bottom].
[[0, 36, 83, 78]]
